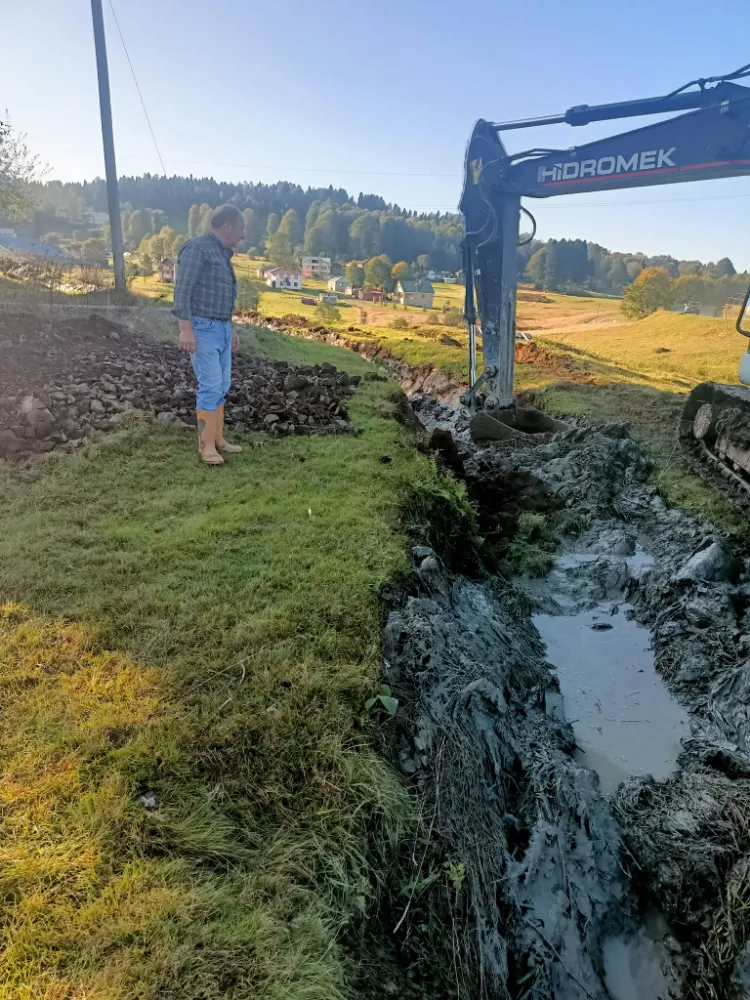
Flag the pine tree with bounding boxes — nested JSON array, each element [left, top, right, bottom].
[[188, 204, 200, 237], [241, 208, 263, 252], [266, 229, 296, 268], [266, 213, 280, 237], [197, 204, 213, 235], [304, 200, 322, 242], [127, 208, 152, 247], [278, 208, 303, 248]]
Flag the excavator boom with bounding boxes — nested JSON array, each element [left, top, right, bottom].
[[460, 73, 750, 412]]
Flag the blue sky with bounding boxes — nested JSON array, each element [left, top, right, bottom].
[[4, 0, 750, 266]]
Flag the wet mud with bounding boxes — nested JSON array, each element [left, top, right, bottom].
[[534, 601, 689, 796], [384, 411, 750, 999]]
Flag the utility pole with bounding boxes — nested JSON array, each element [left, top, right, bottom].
[[90, 0, 125, 292]]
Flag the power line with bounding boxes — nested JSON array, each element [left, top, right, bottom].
[[106, 0, 166, 175]]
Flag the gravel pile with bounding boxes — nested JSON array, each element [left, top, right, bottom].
[[0, 311, 362, 459]]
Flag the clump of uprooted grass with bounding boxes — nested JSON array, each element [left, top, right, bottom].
[[500, 511, 558, 577], [0, 377, 424, 999], [397, 460, 482, 571], [615, 766, 750, 1000]]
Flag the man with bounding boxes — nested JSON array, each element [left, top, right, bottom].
[[174, 204, 246, 465]]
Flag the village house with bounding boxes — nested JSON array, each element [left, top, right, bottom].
[[157, 257, 178, 283], [301, 256, 331, 279], [353, 287, 383, 303], [327, 275, 348, 293], [394, 278, 435, 308], [265, 267, 302, 290]]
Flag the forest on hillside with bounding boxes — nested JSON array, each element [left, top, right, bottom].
[[517, 237, 749, 305], [14, 172, 749, 304], [27, 176, 464, 272]]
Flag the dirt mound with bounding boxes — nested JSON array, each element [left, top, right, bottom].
[[515, 339, 595, 385], [253, 314, 470, 404], [0, 311, 360, 459]]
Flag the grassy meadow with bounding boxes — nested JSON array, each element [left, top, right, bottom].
[[0, 325, 455, 1000], [535, 310, 746, 390]]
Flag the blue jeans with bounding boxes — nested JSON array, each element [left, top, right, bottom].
[[190, 317, 232, 411]]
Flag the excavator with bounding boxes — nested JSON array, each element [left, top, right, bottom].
[[459, 63, 750, 500]]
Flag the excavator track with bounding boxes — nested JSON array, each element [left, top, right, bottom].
[[678, 382, 750, 509]]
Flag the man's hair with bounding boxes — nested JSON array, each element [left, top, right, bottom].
[[211, 204, 243, 230]]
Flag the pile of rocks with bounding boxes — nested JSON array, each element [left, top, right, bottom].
[[0, 311, 362, 459]]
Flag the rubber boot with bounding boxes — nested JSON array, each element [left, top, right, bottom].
[[196, 409, 224, 465], [215, 404, 243, 454]]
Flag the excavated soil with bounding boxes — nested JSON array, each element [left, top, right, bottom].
[[249, 310, 468, 402], [514, 339, 596, 385], [253, 313, 597, 403], [381, 408, 750, 999], [0, 310, 361, 459]]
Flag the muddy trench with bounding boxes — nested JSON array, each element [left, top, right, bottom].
[[363, 397, 750, 1000]]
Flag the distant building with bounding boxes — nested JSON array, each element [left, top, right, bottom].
[[327, 275, 349, 292], [0, 235, 75, 263], [301, 256, 331, 279], [353, 287, 383, 302], [394, 278, 435, 308], [265, 267, 302, 290], [158, 257, 178, 283], [0, 227, 17, 237]]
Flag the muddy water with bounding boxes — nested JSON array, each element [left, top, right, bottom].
[[602, 930, 673, 999], [535, 601, 689, 795], [533, 535, 691, 797]]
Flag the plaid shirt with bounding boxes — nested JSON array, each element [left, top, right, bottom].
[[173, 232, 237, 321]]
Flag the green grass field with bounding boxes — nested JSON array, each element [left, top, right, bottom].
[[0, 324, 453, 1000], [536, 310, 745, 390], [133, 256, 467, 327]]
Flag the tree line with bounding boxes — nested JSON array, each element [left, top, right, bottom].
[[28, 175, 464, 272], [520, 236, 743, 297], [621, 265, 750, 319], [2, 146, 745, 300]]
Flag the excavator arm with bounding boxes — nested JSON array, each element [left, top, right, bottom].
[[459, 73, 750, 411]]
